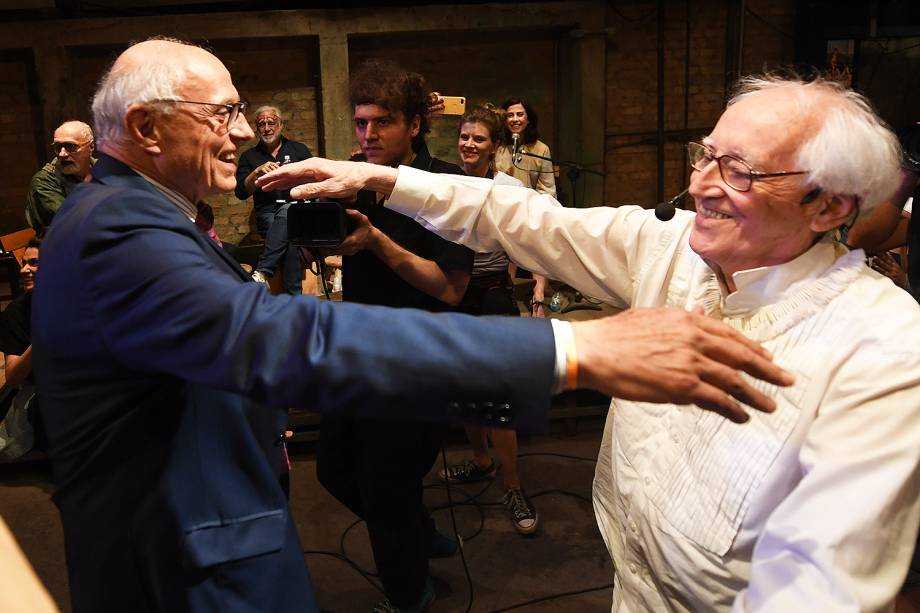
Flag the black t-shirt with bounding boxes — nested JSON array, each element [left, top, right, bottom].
[[342, 144, 473, 312], [0, 292, 31, 357], [234, 136, 313, 212]]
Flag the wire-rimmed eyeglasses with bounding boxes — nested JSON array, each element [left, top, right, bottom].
[[687, 141, 809, 192], [154, 99, 248, 128]]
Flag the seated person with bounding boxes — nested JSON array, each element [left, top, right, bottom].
[[0, 238, 41, 459]]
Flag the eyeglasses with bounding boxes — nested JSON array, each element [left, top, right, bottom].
[[51, 140, 91, 154], [687, 141, 809, 192], [21, 258, 38, 268], [155, 99, 248, 128], [256, 119, 279, 129]]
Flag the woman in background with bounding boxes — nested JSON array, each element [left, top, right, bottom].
[[494, 98, 555, 315], [439, 104, 542, 535], [494, 97, 556, 197]]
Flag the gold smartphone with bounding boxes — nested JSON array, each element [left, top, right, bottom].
[[436, 96, 466, 116]]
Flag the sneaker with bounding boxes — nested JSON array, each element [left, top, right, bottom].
[[251, 270, 269, 284], [371, 578, 435, 613], [502, 487, 539, 535], [428, 527, 461, 558], [438, 458, 496, 483]]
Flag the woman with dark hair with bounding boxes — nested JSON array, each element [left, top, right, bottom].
[[494, 97, 555, 316], [494, 98, 556, 197], [439, 104, 542, 534], [0, 237, 42, 460]]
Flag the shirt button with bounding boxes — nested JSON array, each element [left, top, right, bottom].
[[629, 563, 638, 574], [629, 520, 638, 534], [644, 476, 651, 487]]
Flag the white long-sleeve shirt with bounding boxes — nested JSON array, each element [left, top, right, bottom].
[[387, 165, 920, 612]]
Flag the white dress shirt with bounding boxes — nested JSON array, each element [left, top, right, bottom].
[[387, 165, 920, 612]]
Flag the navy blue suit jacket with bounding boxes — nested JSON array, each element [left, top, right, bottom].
[[32, 155, 556, 613]]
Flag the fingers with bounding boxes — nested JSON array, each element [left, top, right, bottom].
[[697, 327, 794, 388], [697, 357, 777, 415], [687, 382, 748, 423]]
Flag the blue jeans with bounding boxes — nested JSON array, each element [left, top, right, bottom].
[[255, 204, 302, 295]]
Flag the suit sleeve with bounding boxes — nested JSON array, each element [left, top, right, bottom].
[[78, 191, 555, 430]]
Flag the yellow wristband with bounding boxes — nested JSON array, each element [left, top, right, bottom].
[[565, 338, 578, 390]]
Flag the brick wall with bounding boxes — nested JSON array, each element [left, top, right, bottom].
[[349, 29, 558, 170], [208, 37, 321, 245], [604, 0, 796, 210], [0, 50, 42, 235]]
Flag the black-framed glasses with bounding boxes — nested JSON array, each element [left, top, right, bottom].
[[687, 141, 809, 192], [21, 258, 38, 268], [155, 99, 248, 128], [51, 140, 91, 154], [256, 119, 279, 129]]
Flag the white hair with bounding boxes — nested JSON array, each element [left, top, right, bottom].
[[254, 105, 283, 121], [91, 38, 193, 147], [729, 75, 902, 215]]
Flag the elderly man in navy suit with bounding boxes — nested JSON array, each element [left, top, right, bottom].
[[32, 38, 790, 613]]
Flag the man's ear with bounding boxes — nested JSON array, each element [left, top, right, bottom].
[[809, 193, 857, 233], [409, 115, 421, 139], [123, 104, 162, 154]]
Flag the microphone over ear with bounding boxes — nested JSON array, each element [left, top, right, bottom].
[[655, 188, 689, 221]]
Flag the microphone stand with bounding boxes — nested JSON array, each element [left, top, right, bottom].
[[514, 150, 605, 207]]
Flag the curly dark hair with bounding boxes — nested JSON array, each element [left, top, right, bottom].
[[457, 103, 505, 147], [501, 97, 540, 146], [349, 59, 430, 150]]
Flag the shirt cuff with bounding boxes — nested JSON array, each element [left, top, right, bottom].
[[549, 319, 574, 394]]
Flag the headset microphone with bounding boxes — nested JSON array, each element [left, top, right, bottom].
[[655, 188, 689, 221]]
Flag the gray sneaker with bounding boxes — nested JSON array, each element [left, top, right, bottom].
[[438, 459, 496, 483], [502, 487, 539, 535]]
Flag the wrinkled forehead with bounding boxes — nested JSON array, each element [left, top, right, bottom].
[[53, 125, 86, 143], [708, 90, 819, 168], [257, 111, 280, 123]]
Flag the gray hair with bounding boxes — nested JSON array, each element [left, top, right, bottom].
[[254, 105, 283, 122], [729, 75, 902, 215], [91, 37, 194, 147]]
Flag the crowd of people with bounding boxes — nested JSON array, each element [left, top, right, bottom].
[[0, 33, 918, 613]]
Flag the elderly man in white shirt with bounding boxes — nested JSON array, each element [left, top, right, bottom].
[[260, 75, 920, 612]]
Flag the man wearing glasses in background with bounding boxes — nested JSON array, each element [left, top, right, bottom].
[[25, 120, 95, 233], [262, 74, 920, 611], [235, 105, 312, 294]]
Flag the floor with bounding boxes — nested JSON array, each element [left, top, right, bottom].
[[0, 420, 615, 613]]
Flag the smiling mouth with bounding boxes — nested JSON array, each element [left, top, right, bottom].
[[218, 152, 236, 164], [698, 207, 732, 220]]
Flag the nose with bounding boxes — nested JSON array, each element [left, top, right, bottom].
[[231, 113, 255, 141], [687, 159, 724, 200], [363, 123, 378, 141]]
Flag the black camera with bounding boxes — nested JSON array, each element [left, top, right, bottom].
[[899, 123, 920, 173], [287, 199, 355, 248]]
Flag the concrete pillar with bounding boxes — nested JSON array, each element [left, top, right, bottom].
[[318, 33, 352, 160]]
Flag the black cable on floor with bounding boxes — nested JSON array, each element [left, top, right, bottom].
[[441, 446, 474, 613], [487, 582, 615, 612]]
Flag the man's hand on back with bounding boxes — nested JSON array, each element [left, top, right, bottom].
[[571, 307, 795, 423]]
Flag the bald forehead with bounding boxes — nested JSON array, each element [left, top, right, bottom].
[[54, 122, 91, 142], [115, 40, 231, 95]]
